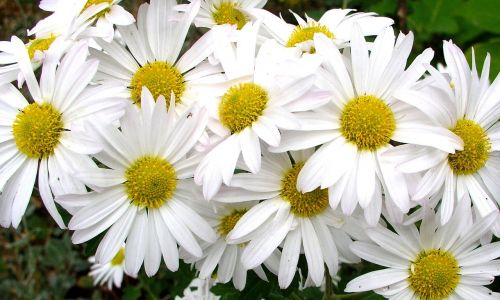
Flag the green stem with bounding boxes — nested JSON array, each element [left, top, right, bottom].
[[323, 269, 334, 300]]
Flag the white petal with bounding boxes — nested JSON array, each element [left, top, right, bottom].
[[345, 269, 408, 292], [301, 218, 324, 286], [350, 241, 408, 269], [96, 205, 137, 263], [125, 209, 148, 274], [278, 227, 301, 288]]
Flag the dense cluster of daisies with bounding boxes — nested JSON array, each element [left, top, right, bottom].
[[0, 0, 499, 299]]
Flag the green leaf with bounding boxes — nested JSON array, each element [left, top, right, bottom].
[[408, 0, 462, 35], [457, 0, 500, 34], [123, 286, 142, 300], [369, 0, 397, 16], [466, 38, 500, 80]]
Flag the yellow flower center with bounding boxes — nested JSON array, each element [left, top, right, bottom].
[[125, 156, 177, 209], [27, 35, 56, 60], [340, 95, 396, 151], [280, 162, 329, 217], [218, 83, 269, 133], [408, 249, 459, 299], [218, 209, 248, 237], [286, 23, 335, 53], [110, 248, 125, 266], [212, 2, 248, 29], [12, 103, 63, 159], [82, 0, 113, 18], [448, 119, 491, 175], [130, 61, 185, 107]]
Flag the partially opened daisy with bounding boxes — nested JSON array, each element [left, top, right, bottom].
[[91, 0, 227, 113], [35, 0, 135, 42], [345, 204, 500, 299], [254, 7, 393, 53], [182, 201, 276, 290], [183, 0, 267, 29], [0, 42, 127, 229], [195, 22, 320, 200], [271, 28, 463, 224], [392, 41, 500, 226], [217, 149, 360, 288], [89, 247, 136, 290], [59, 88, 216, 276]]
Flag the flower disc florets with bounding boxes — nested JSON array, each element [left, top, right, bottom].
[[286, 23, 335, 53], [125, 156, 177, 209], [212, 2, 248, 29], [218, 209, 248, 237], [12, 103, 64, 158], [448, 119, 491, 175], [340, 95, 396, 151], [130, 61, 185, 107], [27, 36, 56, 60], [281, 162, 329, 217], [218, 83, 269, 133], [408, 249, 459, 299]]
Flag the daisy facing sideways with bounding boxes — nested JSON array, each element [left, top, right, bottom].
[[195, 22, 323, 200], [345, 202, 500, 299], [217, 149, 361, 288], [271, 28, 463, 225], [0, 42, 127, 229], [88, 247, 136, 290], [58, 88, 216, 276], [392, 41, 500, 227], [33, 0, 134, 42], [254, 7, 393, 53], [91, 0, 228, 113]]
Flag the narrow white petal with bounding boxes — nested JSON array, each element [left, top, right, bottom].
[[345, 269, 408, 292]]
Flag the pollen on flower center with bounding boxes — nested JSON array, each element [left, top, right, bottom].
[[212, 2, 248, 29], [110, 248, 125, 266], [280, 162, 329, 217], [12, 103, 63, 159], [218, 209, 248, 237], [448, 119, 491, 175], [125, 156, 177, 209], [408, 249, 459, 299], [340, 95, 396, 151], [286, 23, 335, 53], [130, 61, 185, 107], [27, 35, 56, 60], [218, 83, 269, 133], [82, 0, 112, 11]]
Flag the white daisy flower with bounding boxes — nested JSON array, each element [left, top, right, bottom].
[[91, 0, 227, 113], [35, 0, 135, 42], [391, 41, 500, 227], [253, 7, 393, 53], [215, 149, 360, 288], [184, 0, 267, 30], [271, 28, 463, 225], [89, 247, 136, 290], [194, 22, 321, 200], [345, 203, 500, 299], [182, 201, 277, 290], [0, 42, 127, 229], [59, 88, 216, 276], [175, 278, 220, 300]]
